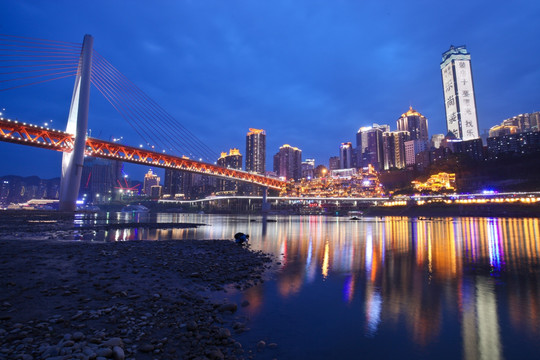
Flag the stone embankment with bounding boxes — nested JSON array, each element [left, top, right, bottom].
[[0, 237, 275, 360]]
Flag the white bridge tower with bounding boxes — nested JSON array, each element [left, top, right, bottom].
[[59, 35, 93, 211]]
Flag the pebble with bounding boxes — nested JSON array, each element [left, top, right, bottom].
[[139, 343, 154, 353], [207, 348, 225, 360], [217, 328, 231, 339], [0, 237, 275, 360], [217, 303, 238, 313], [96, 348, 113, 357], [102, 337, 123, 347], [72, 331, 85, 341], [112, 345, 125, 360]]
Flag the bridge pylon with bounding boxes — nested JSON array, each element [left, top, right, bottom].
[[261, 186, 270, 214], [59, 35, 93, 211]]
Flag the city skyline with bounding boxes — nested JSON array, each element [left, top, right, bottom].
[[1, 1, 539, 180]]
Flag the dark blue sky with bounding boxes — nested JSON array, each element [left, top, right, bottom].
[[1, 0, 539, 180]]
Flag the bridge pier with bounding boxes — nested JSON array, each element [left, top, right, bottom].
[[261, 186, 270, 214], [59, 35, 93, 212]]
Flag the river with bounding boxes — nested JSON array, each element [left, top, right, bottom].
[[84, 213, 540, 359]]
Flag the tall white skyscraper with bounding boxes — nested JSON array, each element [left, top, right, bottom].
[[441, 45, 480, 141]]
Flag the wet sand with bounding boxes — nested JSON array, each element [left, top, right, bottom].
[[0, 220, 276, 359]]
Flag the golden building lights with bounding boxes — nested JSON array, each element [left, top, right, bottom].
[[412, 172, 456, 192], [281, 166, 385, 198]]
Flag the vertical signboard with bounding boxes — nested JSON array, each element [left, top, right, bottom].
[[454, 60, 479, 140], [442, 62, 460, 138]]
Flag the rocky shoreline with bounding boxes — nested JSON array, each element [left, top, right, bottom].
[[0, 237, 277, 360]]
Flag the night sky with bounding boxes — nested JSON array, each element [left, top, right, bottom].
[[1, 0, 539, 180]]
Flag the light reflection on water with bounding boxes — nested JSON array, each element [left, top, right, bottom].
[[85, 214, 540, 359]]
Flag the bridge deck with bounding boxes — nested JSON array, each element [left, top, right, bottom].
[[0, 118, 285, 190]]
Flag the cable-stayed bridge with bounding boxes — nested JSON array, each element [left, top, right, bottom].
[[0, 34, 285, 210]]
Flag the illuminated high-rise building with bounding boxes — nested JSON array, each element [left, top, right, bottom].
[[143, 169, 160, 196], [301, 158, 315, 179], [441, 45, 480, 140], [397, 107, 428, 141], [245, 128, 266, 174], [164, 169, 191, 199], [339, 142, 354, 169], [356, 125, 385, 170], [328, 156, 340, 171], [404, 139, 428, 166], [273, 144, 302, 181], [218, 148, 243, 169], [383, 131, 410, 170], [217, 148, 243, 194]]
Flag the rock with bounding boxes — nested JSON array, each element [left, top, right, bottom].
[[72, 331, 85, 341], [268, 343, 278, 348], [102, 337, 123, 347], [83, 347, 96, 358], [217, 328, 231, 339], [41, 345, 59, 357], [139, 343, 154, 353], [217, 303, 237, 313], [96, 347, 113, 357], [257, 340, 266, 349], [207, 348, 224, 360], [112, 345, 125, 360], [71, 311, 84, 320], [186, 321, 198, 331], [63, 340, 75, 347]]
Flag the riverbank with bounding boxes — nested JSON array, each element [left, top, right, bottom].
[[362, 202, 540, 218], [0, 238, 276, 359]]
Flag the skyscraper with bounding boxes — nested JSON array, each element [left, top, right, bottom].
[[164, 169, 191, 199], [218, 148, 243, 169], [301, 158, 315, 179], [383, 131, 410, 170], [273, 144, 302, 181], [245, 128, 266, 174], [356, 125, 385, 170], [339, 142, 354, 169], [143, 169, 160, 196], [441, 45, 480, 141], [396, 107, 428, 141], [217, 148, 243, 194], [328, 156, 340, 171], [80, 157, 122, 203]]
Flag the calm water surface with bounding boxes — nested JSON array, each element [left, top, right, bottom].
[[83, 214, 540, 359]]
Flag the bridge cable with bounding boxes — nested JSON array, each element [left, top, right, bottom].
[[91, 51, 218, 162], [91, 53, 192, 157], [90, 70, 165, 153], [90, 56, 185, 156], [92, 51, 218, 162], [0, 34, 81, 92], [0, 34, 220, 165]]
